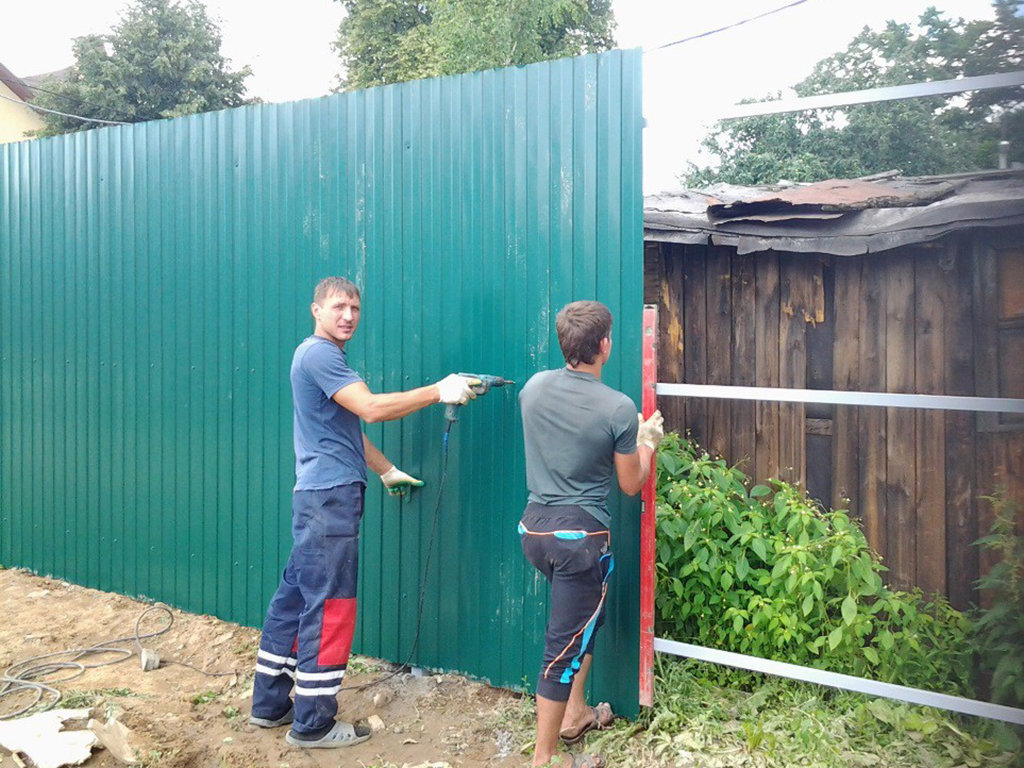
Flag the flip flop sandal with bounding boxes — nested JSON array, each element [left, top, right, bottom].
[[559, 701, 614, 745], [538, 754, 605, 768], [248, 703, 294, 728], [284, 720, 371, 748]]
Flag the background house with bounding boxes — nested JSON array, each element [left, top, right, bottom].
[[0, 62, 44, 142], [644, 170, 1024, 608]]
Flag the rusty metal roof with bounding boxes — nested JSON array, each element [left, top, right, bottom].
[[644, 170, 1024, 256]]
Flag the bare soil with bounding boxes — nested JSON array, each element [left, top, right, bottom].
[[0, 568, 531, 768]]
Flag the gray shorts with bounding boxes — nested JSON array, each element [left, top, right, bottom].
[[519, 502, 614, 702]]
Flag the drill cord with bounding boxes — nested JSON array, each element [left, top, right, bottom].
[[347, 419, 453, 692]]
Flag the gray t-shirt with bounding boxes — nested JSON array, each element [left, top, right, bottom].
[[291, 335, 366, 491], [519, 367, 638, 526]]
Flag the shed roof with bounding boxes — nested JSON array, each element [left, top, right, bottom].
[[644, 170, 1024, 256]]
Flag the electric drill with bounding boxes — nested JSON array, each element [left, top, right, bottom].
[[444, 373, 516, 422]]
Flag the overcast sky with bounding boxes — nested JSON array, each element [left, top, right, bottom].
[[1, 0, 997, 190]]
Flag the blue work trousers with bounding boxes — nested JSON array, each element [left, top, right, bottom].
[[252, 483, 364, 737]]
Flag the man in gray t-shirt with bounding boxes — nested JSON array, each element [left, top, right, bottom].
[[519, 300, 663, 768], [521, 367, 638, 528]]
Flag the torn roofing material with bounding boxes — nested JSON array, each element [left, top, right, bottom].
[[644, 170, 1024, 256]]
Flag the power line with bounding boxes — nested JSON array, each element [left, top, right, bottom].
[[647, 0, 812, 52], [0, 91, 130, 126], [1, 75, 108, 114], [1, 75, 162, 122]]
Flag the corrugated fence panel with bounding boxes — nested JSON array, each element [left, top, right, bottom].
[[0, 49, 643, 714]]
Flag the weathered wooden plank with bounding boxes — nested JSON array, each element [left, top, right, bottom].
[[978, 249, 1019, 606], [944, 242, 978, 610], [885, 252, 917, 591], [832, 257, 862, 515], [682, 246, 708, 449], [658, 243, 687, 434], [974, 433, 998, 610], [730, 251, 756, 472], [999, 324, 1024, 404], [914, 250, 946, 598], [754, 253, 780, 484], [998, 247, 1024, 320], [805, 261, 833, 390], [805, 261, 835, 504], [806, 418, 833, 436], [859, 257, 888, 564], [705, 246, 732, 460], [806, 433, 832, 507], [644, 241, 662, 306], [1004, 432, 1024, 545], [972, 242, 1001, 596], [778, 255, 819, 486]]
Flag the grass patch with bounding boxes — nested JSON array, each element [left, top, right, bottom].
[[190, 690, 221, 706], [347, 654, 386, 674], [61, 687, 140, 709], [483, 689, 535, 758], [485, 658, 1022, 766]]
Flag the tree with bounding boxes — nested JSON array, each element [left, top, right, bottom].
[[333, 0, 615, 91], [686, 1, 1024, 187], [31, 0, 252, 136]]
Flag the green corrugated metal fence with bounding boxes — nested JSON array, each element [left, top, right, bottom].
[[0, 49, 643, 713]]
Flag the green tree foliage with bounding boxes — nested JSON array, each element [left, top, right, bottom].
[[333, 0, 615, 90], [686, 1, 1023, 186], [31, 0, 251, 136]]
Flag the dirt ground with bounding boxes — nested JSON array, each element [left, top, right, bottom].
[[0, 568, 532, 768]]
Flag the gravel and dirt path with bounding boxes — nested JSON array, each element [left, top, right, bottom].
[[0, 568, 532, 768]]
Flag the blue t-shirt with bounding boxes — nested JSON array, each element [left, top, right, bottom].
[[291, 335, 366, 490], [519, 367, 638, 526]]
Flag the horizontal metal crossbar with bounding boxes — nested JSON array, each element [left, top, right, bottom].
[[654, 638, 1024, 725], [655, 383, 1024, 414], [714, 71, 1024, 120]]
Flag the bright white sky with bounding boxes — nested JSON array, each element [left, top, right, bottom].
[[1, 0, 997, 190]]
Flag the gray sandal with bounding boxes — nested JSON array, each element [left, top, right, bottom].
[[285, 720, 371, 748], [248, 704, 294, 728]]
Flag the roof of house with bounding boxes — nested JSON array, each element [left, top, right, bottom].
[[21, 66, 73, 91], [0, 61, 34, 102], [644, 169, 1024, 256]]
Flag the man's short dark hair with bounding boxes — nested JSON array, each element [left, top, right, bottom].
[[313, 277, 360, 304], [556, 301, 612, 366]]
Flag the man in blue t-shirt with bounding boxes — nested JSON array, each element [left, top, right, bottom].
[[250, 276, 479, 749], [519, 300, 663, 768]]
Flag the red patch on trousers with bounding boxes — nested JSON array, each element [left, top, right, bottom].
[[318, 598, 357, 666]]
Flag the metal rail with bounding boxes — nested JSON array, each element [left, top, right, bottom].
[[655, 638, 1024, 726], [656, 383, 1024, 414], [715, 71, 1024, 120]]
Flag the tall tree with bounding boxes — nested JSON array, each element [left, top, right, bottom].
[[686, 1, 1023, 187], [31, 0, 251, 136], [334, 0, 615, 91]]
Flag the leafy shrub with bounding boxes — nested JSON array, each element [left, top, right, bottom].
[[972, 491, 1024, 707], [654, 433, 972, 694]]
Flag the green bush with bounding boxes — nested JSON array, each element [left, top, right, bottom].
[[654, 433, 972, 694], [972, 491, 1024, 707]]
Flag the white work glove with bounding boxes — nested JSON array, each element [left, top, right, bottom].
[[380, 465, 424, 497], [637, 409, 664, 451], [436, 373, 481, 405]]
